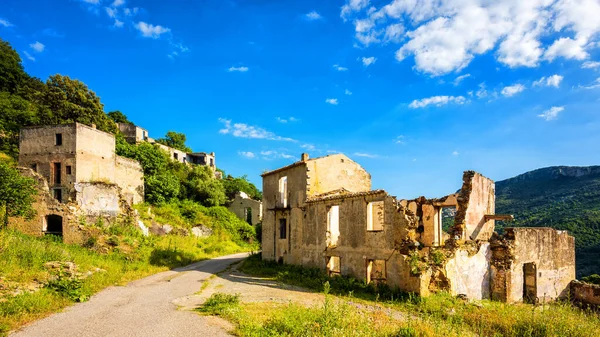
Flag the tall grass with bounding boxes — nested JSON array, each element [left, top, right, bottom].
[[0, 229, 250, 336]]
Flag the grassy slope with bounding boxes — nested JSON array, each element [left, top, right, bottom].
[[0, 227, 252, 336], [495, 166, 600, 277], [199, 254, 600, 337]]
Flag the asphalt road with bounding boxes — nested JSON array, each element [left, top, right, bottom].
[[10, 253, 249, 337]]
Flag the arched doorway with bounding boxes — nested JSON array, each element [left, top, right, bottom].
[[45, 214, 63, 237]]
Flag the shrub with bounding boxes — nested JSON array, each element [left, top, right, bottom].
[[198, 293, 240, 315]]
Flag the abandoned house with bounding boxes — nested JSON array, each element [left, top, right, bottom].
[[261, 153, 576, 303], [9, 123, 144, 242], [227, 191, 263, 226], [117, 122, 216, 170]]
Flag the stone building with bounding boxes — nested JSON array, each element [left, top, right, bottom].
[[11, 123, 144, 241], [261, 153, 576, 303], [227, 191, 262, 225], [117, 122, 216, 170]]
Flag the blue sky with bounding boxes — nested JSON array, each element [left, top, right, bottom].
[[2, 0, 600, 198]]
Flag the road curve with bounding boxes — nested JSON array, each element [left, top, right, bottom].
[[11, 253, 249, 337]]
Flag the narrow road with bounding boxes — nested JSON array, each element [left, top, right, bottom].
[[11, 253, 249, 337]]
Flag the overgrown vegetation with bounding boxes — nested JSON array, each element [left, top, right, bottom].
[[0, 155, 37, 227], [495, 166, 600, 277], [226, 254, 600, 337]]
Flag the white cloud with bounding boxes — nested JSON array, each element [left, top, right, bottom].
[[353, 152, 379, 158], [260, 151, 295, 160], [582, 61, 600, 69], [81, 0, 100, 4], [305, 11, 322, 21], [361, 56, 376, 67], [218, 118, 295, 142], [533, 74, 563, 88], [453, 74, 471, 86], [452, 151, 459, 156], [333, 64, 348, 71], [0, 18, 13, 27], [395, 135, 405, 145], [123, 7, 139, 16], [114, 19, 124, 28], [345, 89, 353, 95], [538, 106, 564, 121], [301, 144, 316, 151], [112, 0, 125, 7], [105, 7, 117, 18], [476, 83, 488, 99], [409, 95, 466, 108], [228, 66, 249, 72], [238, 151, 255, 159], [29, 41, 45, 53], [325, 98, 339, 105], [501, 84, 526, 97], [276, 117, 299, 123], [23, 51, 35, 62], [135, 22, 170, 38], [341, 0, 370, 21], [579, 77, 600, 89], [341, 0, 600, 76]]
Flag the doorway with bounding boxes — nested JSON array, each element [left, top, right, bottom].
[[45, 214, 63, 237], [523, 263, 537, 304]]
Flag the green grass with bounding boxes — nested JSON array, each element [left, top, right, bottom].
[[0, 229, 252, 336], [231, 254, 600, 337]]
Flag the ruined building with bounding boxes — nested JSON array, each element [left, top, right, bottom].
[[261, 153, 575, 303], [9, 123, 144, 242], [227, 191, 263, 226], [117, 122, 216, 170]]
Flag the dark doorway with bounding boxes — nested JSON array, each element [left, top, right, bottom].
[[523, 263, 537, 304], [245, 207, 253, 224], [46, 214, 63, 237]]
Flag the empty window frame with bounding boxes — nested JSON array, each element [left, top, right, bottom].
[[66, 165, 72, 175], [53, 188, 62, 202], [366, 259, 386, 284], [278, 176, 288, 208], [174, 153, 179, 160], [279, 218, 287, 239], [53, 163, 61, 185], [31, 163, 37, 172], [210, 158, 214, 166], [367, 201, 385, 231], [327, 256, 341, 276], [327, 205, 340, 246], [55, 133, 63, 146]]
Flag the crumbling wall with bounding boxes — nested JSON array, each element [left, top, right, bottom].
[[453, 171, 495, 241], [571, 280, 600, 307], [115, 156, 144, 205], [75, 182, 120, 217], [491, 227, 575, 303]]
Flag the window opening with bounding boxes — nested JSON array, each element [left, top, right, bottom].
[[327, 205, 340, 246], [327, 256, 341, 276], [366, 259, 386, 284], [53, 188, 62, 202], [55, 133, 62, 146], [53, 163, 61, 185], [279, 218, 287, 239], [66, 165, 72, 175], [367, 201, 384, 231], [278, 176, 288, 208]]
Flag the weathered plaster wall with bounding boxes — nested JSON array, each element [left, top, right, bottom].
[[75, 124, 116, 183], [305, 154, 371, 197], [228, 192, 262, 225], [117, 123, 147, 144], [454, 171, 495, 241], [115, 156, 144, 205], [445, 243, 491, 300], [75, 182, 120, 217], [499, 228, 575, 303]]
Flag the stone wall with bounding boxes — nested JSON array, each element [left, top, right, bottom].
[[571, 280, 600, 307], [75, 123, 116, 184], [454, 171, 495, 241], [445, 243, 491, 300], [115, 156, 144, 205], [305, 154, 371, 197], [74, 182, 121, 217], [228, 192, 262, 225]]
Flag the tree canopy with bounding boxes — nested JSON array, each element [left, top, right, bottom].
[[0, 156, 37, 226], [156, 131, 192, 153]]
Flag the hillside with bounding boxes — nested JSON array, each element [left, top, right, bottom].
[[495, 166, 600, 278]]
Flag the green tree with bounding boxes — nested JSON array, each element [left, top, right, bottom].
[[0, 92, 41, 158], [0, 158, 37, 227], [145, 172, 180, 204], [107, 110, 131, 124], [222, 174, 262, 200], [156, 131, 192, 153], [40, 74, 117, 134], [0, 38, 27, 94], [183, 166, 227, 206]]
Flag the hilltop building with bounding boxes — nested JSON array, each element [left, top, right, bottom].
[[10, 123, 144, 242], [261, 153, 575, 303], [117, 122, 216, 170]]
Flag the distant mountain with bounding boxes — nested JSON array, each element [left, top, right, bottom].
[[495, 166, 600, 278]]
